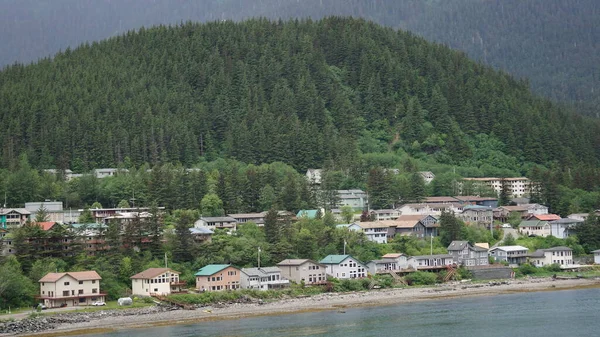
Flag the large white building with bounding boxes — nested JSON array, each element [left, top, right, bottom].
[[320, 255, 367, 279], [130, 268, 185, 296], [38, 271, 105, 308], [462, 177, 532, 198]]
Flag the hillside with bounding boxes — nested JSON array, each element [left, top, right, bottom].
[[0, 18, 599, 175], [1, 0, 598, 116]]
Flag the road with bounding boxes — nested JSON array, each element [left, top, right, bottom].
[[491, 227, 519, 248]]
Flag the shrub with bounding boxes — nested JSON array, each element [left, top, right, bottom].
[[543, 264, 562, 273], [405, 271, 437, 285], [518, 263, 537, 275]]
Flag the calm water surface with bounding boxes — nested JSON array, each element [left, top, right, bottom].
[[82, 288, 600, 337]]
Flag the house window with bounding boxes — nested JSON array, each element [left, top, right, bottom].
[[79, 281, 84, 285], [78, 289, 84, 294], [154, 288, 158, 292], [64, 281, 70, 286], [92, 288, 98, 294]]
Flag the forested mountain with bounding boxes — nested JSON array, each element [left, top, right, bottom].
[[1, 18, 599, 177], [1, 0, 598, 116]]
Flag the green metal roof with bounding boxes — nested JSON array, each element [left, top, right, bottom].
[[194, 264, 232, 276], [297, 210, 319, 219], [519, 220, 542, 228], [319, 255, 352, 264]]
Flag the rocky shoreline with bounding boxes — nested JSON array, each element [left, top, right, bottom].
[[4, 277, 600, 337], [0, 305, 179, 336]]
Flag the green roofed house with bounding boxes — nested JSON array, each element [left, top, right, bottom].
[[296, 209, 322, 219], [195, 264, 241, 292], [319, 255, 367, 279], [519, 220, 550, 237]]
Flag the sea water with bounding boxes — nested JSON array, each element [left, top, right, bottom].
[[81, 288, 600, 337]]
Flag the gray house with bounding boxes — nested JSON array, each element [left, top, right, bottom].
[[488, 245, 529, 265], [447, 241, 489, 267]]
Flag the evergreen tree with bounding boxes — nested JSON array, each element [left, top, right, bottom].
[[439, 211, 464, 246]]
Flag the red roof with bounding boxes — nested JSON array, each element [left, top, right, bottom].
[[533, 214, 561, 221], [36, 222, 57, 230]]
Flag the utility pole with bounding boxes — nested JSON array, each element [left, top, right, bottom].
[[258, 247, 261, 268], [430, 234, 433, 256], [343, 240, 347, 255], [164, 252, 168, 268]]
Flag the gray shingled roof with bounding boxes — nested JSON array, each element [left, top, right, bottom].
[[241, 267, 282, 277]]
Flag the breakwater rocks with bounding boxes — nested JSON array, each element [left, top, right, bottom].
[[0, 305, 180, 335]]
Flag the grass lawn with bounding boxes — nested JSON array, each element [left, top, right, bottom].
[[65, 300, 154, 313]]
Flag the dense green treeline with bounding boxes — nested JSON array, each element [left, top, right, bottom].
[[1, 1, 598, 116], [1, 18, 599, 175]]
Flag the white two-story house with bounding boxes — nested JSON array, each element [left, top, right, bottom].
[[529, 246, 574, 268], [130, 268, 185, 296], [240, 267, 289, 290], [320, 255, 367, 279], [355, 221, 391, 244], [38, 271, 105, 308]]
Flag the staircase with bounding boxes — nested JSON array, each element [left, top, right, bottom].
[[444, 265, 457, 282], [386, 270, 407, 285], [152, 294, 195, 310]]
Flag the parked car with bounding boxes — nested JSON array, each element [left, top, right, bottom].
[[92, 301, 106, 306], [502, 223, 512, 228], [59, 303, 68, 308], [37, 304, 47, 310]]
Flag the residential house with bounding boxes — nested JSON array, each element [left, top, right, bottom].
[[592, 250, 600, 264], [519, 220, 551, 237], [43, 169, 75, 181], [228, 213, 266, 226], [528, 247, 574, 267], [369, 209, 400, 221], [459, 205, 494, 227], [189, 227, 214, 244], [397, 203, 463, 216], [408, 254, 455, 268], [194, 216, 237, 231], [549, 218, 583, 239], [87, 207, 163, 223], [38, 271, 105, 308], [391, 215, 439, 238], [355, 221, 391, 244], [488, 246, 529, 265], [447, 241, 489, 267], [70, 223, 108, 254], [296, 209, 322, 219], [195, 264, 241, 292], [93, 168, 128, 178], [335, 223, 362, 231], [276, 259, 327, 285], [567, 211, 600, 221], [306, 169, 323, 184], [366, 253, 410, 274], [424, 197, 458, 204], [454, 196, 498, 208], [418, 171, 436, 184], [0, 208, 31, 229], [337, 190, 368, 210], [494, 204, 548, 221], [528, 214, 561, 222], [131, 268, 185, 296], [240, 267, 289, 290], [320, 255, 367, 279], [461, 177, 532, 198], [0, 228, 14, 256]]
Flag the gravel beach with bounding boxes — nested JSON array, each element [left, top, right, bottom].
[[6, 277, 600, 337]]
